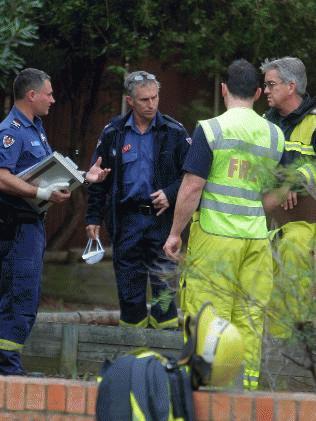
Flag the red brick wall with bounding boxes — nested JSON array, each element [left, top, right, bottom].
[[1, 375, 316, 420], [0, 376, 97, 420]]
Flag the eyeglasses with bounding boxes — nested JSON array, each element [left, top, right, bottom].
[[263, 81, 285, 89], [132, 73, 156, 81]]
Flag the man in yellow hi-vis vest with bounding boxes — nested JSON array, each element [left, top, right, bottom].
[[164, 59, 285, 390], [261, 57, 316, 339]]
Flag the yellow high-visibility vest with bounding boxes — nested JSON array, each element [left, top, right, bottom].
[[285, 108, 316, 156], [199, 107, 284, 239]]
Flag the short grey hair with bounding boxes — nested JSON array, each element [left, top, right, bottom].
[[260, 57, 307, 96], [13, 68, 51, 101], [124, 70, 160, 97]]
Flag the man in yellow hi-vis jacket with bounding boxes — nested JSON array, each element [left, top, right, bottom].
[[261, 57, 316, 339], [164, 59, 285, 390]]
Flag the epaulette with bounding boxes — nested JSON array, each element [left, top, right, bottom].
[[10, 119, 22, 129], [309, 108, 316, 115], [163, 114, 184, 128], [103, 122, 113, 131]]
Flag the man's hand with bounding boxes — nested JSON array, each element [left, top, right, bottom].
[[86, 224, 101, 240], [85, 157, 111, 183], [262, 184, 291, 212], [281, 191, 298, 210], [163, 234, 182, 262], [150, 189, 170, 216], [36, 182, 70, 202]]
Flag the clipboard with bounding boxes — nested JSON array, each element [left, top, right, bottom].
[[17, 151, 84, 213]]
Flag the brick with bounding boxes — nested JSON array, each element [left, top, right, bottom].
[[211, 393, 231, 421], [48, 416, 67, 421], [47, 384, 66, 412], [25, 383, 46, 410], [0, 414, 14, 421], [0, 379, 5, 408], [276, 399, 296, 421], [6, 380, 25, 411], [298, 400, 316, 421], [86, 384, 97, 415], [20, 414, 47, 421], [233, 395, 253, 421], [193, 391, 212, 421], [255, 396, 274, 421], [66, 384, 86, 414]]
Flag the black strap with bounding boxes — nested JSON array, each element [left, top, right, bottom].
[[167, 364, 196, 421]]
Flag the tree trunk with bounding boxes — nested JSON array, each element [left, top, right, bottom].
[[47, 58, 106, 250], [47, 188, 86, 250]]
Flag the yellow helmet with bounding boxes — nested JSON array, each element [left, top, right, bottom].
[[179, 302, 244, 389]]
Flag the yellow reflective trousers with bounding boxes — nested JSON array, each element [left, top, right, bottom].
[[180, 214, 273, 390], [267, 221, 316, 338]]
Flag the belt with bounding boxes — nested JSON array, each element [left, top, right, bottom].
[[16, 209, 44, 223], [120, 202, 156, 216]]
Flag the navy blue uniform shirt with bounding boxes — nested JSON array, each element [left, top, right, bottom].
[[86, 111, 190, 240], [0, 106, 52, 209], [183, 125, 212, 179], [121, 114, 156, 202]]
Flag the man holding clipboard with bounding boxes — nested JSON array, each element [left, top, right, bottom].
[[0, 68, 107, 376]]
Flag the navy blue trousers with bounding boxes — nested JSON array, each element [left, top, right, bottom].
[[0, 220, 45, 374], [113, 212, 177, 325]]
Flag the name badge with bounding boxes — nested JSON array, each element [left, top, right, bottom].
[[31, 140, 41, 146]]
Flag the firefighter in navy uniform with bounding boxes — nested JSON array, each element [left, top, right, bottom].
[[261, 57, 316, 338], [0, 68, 71, 376], [86, 70, 190, 329]]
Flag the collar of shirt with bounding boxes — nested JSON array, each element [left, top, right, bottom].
[[12, 105, 43, 129], [125, 113, 156, 134]]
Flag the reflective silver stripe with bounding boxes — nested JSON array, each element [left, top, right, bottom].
[[266, 120, 280, 160], [205, 182, 262, 201], [207, 118, 223, 149], [305, 166, 316, 186], [201, 198, 265, 216], [285, 141, 316, 156], [212, 139, 277, 159], [207, 118, 282, 161], [203, 318, 229, 364]]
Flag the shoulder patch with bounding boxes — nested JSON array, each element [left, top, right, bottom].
[[163, 114, 183, 127], [10, 119, 21, 129], [3, 135, 15, 148]]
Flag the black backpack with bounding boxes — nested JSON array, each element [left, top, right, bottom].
[[96, 351, 195, 421]]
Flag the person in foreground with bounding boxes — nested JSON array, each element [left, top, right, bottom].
[[0, 68, 106, 376], [164, 59, 285, 390], [85, 70, 190, 329], [261, 57, 316, 339]]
